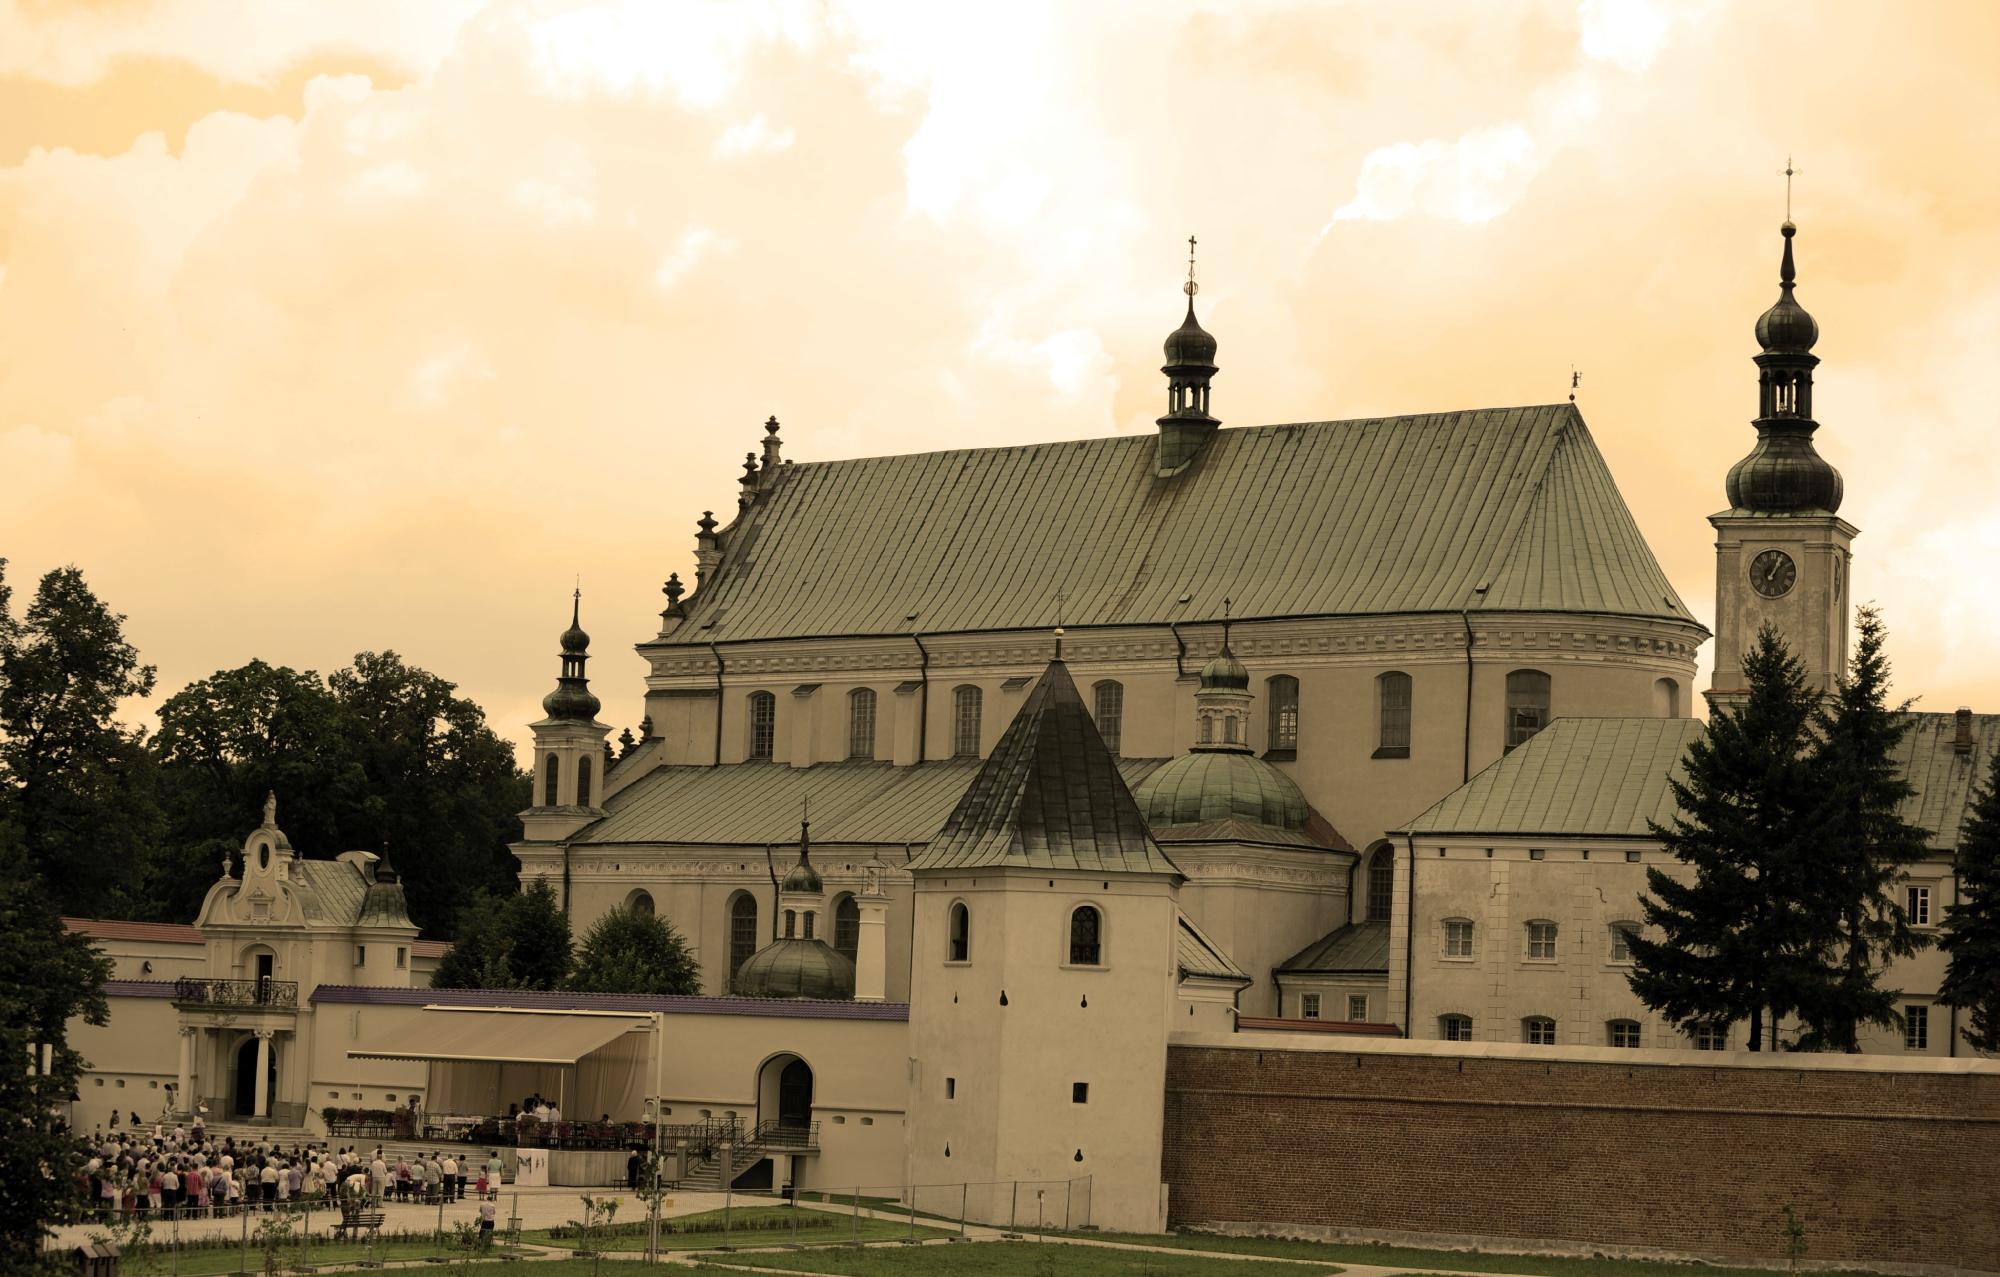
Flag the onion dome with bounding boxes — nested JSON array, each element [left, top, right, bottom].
[[780, 846, 823, 894], [731, 939, 855, 999], [541, 590, 603, 721], [1753, 223, 1819, 353], [1133, 751, 1309, 835], [1199, 644, 1249, 691], [1724, 432, 1843, 513], [1164, 299, 1218, 370]]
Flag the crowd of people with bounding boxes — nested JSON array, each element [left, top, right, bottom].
[[75, 1112, 509, 1222]]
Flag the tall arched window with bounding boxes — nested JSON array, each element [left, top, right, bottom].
[[952, 686, 982, 757], [1377, 671, 1412, 757], [1505, 669, 1551, 751], [542, 753, 559, 807], [948, 902, 970, 962], [1068, 906, 1102, 966], [1092, 681, 1124, 757], [748, 691, 776, 760], [783, 908, 797, 938], [1365, 846, 1394, 922], [1654, 677, 1681, 718], [1267, 675, 1299, 756], [833, 895, 859, 964], [728, 894, 759, 980], [576, 754, 593, 807], [848, 688, 877, 760], [625, 889, 654, 917]]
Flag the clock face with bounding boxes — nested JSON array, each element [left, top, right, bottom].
[[1749, 549, 1797, 599]]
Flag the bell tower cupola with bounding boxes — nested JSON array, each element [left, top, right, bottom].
[[1709, 197, 1859, 708], [521, 589, 612, 844], [1157, 236, 1220, 476]]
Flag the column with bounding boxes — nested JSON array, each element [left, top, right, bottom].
[[176, 1027, 195, 1116], [253, 1030, 273, 1119], [854, 895, 889, 1002]]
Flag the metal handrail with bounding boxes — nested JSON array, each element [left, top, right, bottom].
[[172, 977, 299, 1008], [750, 1119, 819, 1149]]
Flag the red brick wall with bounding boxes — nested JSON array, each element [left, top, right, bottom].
[[1163, 1044, 2000, 1271]]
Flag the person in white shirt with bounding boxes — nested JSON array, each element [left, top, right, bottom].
[[441, 1155, 459, 1201], [371, 1154, 389, 1200]]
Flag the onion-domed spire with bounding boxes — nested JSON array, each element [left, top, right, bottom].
[[541, 589, 603, 722], [1725, 207, 1843, 514], [1157, 236, 1221, 475]]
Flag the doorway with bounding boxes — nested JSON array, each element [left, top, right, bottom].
[[233, 1037, 275, 1118], [777, 1059, 812, 1128]]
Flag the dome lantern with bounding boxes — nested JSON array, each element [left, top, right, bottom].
[[1157, 236, 1221, 475], [1725, 217, 1843, 514]]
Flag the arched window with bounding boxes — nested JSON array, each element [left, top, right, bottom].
[[728, 894, 759, 980], [848, 688, 877, 760], [1505, 669, 1551, 751], [1654, 677, 1680, 718], [1440, 1014, 1474, 1042], [802, 910, 815, 940], [576, 754, 593, 807], [1266, 675, 1299, 756], [1198, 713, 1214, 745], [952, 686, 982, 757], [542, 753, 559, 807], [1376, 671, 1412, 757], [833, 895, 859, 964], [1365, 846, 1394, 923], [1092, 681, 1124, 756], [1607, 1019, 1643, 1049], [783, 908, 797, 939], [947, 902, 970, 962], [748, 692, 776, 760], [1523, 1016, 1557, 1046], [1068, 906, 1102, 966], [625, 889, 654, 917]]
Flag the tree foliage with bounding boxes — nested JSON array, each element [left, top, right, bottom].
[[1627, 626, 1826, 1049], [567, 905, 701, 996], [0, 562, 163, 916], [1940, 744, 2000, 1051], [1793, 607, 1932, 1051], [431, 878, 573, 990], [0, 838, 112, 1268]]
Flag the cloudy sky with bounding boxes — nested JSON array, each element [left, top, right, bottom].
[[5, 0, 1997, 756]]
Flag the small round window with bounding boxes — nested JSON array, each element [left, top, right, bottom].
[[257, 842, 270, 870]]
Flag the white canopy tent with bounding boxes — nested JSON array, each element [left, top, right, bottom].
[[347, 1007, 656, 1120]]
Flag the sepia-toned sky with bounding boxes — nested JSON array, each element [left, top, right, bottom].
[[5, 0, 1998, 760]]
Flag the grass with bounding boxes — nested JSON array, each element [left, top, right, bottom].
[[523, 1204, 955, 1252], [102, 1235, 459, 1275], [678, 1240, 1342, 1274], [1076, 1231, 1890, 1277]]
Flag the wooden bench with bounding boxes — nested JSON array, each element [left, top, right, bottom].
[[331, 1208, 386, 1240]]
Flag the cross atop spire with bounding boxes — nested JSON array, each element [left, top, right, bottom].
[[1782, 155, 1797, 224], [1185, 235, 1199, 299]]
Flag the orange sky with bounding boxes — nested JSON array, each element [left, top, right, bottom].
[[5, 0, 1997, 760]]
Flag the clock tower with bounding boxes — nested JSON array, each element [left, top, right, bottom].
[[1708, 220, 1856, 707]]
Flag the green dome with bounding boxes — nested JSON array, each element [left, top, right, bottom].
[[731, 938, 854, 1000], [1199, 649, 1249, 690], [1133, 751, 1308, 834], [780, 855, 823, 894]]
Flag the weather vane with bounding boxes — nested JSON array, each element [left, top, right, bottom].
[[1570, 366, 1581, 403], [1185, 235, 1198, 298]]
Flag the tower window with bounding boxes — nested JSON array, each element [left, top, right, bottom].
[[1068, 905, 1102, 966], [947, 902, 970, 962], [1267, 675, 1299, 756], [1505, 669, 1551, 751], [802, 910, 815, 940], [783, 908, 797, 939], [1376, 671, 1412, 757], [576, 754, 592, 807], [1654, 677, 1681, 718], [748, 692, 776, 760], [952, 686, 982, 757], [729, 894, 759, 979], [833, 894, 859, 964], [1092, 681, 1124, 757], [542, 753, 559, 807], [848, 688, 877, 761], [1365, 846, 1394, 923]]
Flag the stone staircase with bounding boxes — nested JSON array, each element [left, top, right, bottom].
[[673, 1121, 818, 1191]]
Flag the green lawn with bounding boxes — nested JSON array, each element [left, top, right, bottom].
[[679, 1240, 1341, 1275], [524, 1204, 954, 1252], [101, 1234, 459, 1275], [1077, 1232, 1886, 1277]]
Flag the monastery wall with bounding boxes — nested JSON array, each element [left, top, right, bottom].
[[1161, 1033, 2000, 1273]]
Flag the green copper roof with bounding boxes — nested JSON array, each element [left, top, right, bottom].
[[731, 938, 855, 1000], [1400, 711, 2000, 850], [1177, 913, 1250, 984], [1399, 718, 1702, 838], [654, 405, 1699, 646], [907, 660, 1180, 876], [1277, 920, 1390, 975], [1133, 751, 1310, 836]]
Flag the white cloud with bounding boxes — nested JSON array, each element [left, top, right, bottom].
[[1579, 0, 1671, 73], [524, 0, 819, 106], [654, 227, 729, 289], [715, 115, 797, 157]]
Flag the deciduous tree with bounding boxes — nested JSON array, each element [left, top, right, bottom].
[[568, 906, 701, 996]]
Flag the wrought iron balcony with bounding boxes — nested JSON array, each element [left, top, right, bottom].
[[172, 976, 298, 1009]]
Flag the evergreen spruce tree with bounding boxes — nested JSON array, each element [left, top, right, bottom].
[[1938, 732, 2000, 1051], [567, 907, 701, 995], [1627, 626, 1823, 1049], [1794, 606, 1933, 1052]]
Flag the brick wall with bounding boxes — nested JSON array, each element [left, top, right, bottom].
[[1163, 1040, 2000, 1272]]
